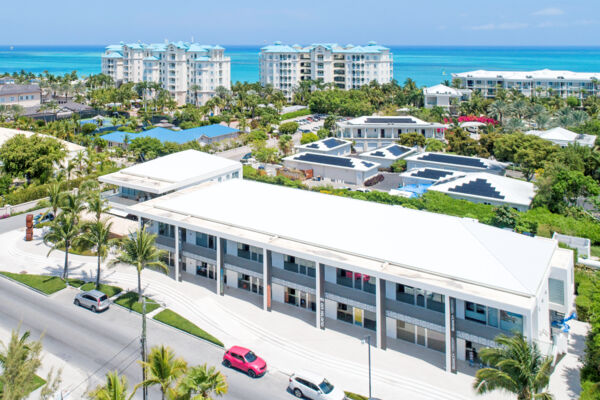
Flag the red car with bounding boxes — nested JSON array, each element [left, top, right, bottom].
[[223, 346, 267, 378]]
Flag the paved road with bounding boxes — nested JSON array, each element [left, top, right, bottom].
[[0, 277, 292, 400], [0, 208, 49, 234]]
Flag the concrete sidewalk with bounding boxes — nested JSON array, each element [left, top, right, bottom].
[[0, 227, 581, 400]]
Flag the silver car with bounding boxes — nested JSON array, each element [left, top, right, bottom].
[[74, 290, 110, 312]]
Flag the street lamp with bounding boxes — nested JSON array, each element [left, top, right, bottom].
[[361, 335, 372, 399]]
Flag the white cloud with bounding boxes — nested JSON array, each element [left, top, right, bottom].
[[469, 22, 528, 31], [532, 7, 564, 16]]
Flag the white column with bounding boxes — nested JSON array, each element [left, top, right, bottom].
[[174, 226, 180, 282]]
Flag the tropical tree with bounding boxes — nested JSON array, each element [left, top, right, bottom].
[[487, 100, 508, 124], [473, 333, 553, 400], [87, 191, 110, 223], [113, 227, 168, 304], [61, 192, 86, 223], [0, 328, 61, 400], [79, 219, 115, 289], [88, 371, 132, 400], [135, 345, 188, 400], [44, 213, 81, 282], [175, 364, 228, 400], [47, 182, 63, 217], [278, 134, 293, 155]]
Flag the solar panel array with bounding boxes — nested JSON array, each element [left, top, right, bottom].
[[449, 178, 505, 199], [411, 169, 454, 180], [322, 138, 345, 148], [306, 143, 319, 149], [362, 161, 375, 168], [294, 153, 355, 168], [369, 151, 386, 157], [419, 153, 487, 168], [387, 145, 410, 157], [365, 117, 415, 124]]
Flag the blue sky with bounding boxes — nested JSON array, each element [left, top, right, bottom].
[[1, 0, 599, 46]]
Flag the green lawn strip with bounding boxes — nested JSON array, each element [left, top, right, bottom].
[[114, 291, 160, 314], [153, 309, 224, 347], [0, 271, 83, 294], [591, 246, 600, 258], [344, 392, 369, 400], [80, 282, 123, 297]]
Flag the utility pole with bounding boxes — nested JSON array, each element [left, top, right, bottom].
[[362, 335, 372, 399], [141, 295, 148, 400]]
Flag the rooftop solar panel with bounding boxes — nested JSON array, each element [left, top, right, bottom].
[[411, 169, 453, 180], [419, 153, 487, 168], [322, 138, 345, 148], [369, 151, 386, 157], [365, 117, 415, 124], [362, 161, 375, 168], [294, 153, 355, 168], [449, 178, 505, 199], [387, 145, 410, 157], [306, 143, 319, 149]]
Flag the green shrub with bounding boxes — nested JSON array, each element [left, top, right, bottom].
[[81, 123, 98, 135], [114, 291, 160, 313], [153, 309, 224, 347], [280, 108, 311, 120], [300, 132, 319, 144], [80, 282, 123, 297], [278, 121, 299, 135]]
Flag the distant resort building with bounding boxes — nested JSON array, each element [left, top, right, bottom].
[[102, 124, 239, 148], [336, 116, 447, 152], [525, 127, 596, 148], [452, 69, 600, 99], [405, 152, 507, 175], [101, 41, 231, 105], [259, 42, 393, 100], [358, 144, 416, 168], [283, 152, 380, 185], [295, 137, 352, 156], [423, 84, 471, 110], [0, 84, 41, 107], [428, 172, 536, 212]]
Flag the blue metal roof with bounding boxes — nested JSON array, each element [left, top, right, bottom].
[[102, 52, 123, 59], [105, 42, 225, 53], [101, 125, 239, 145], [260, 42, 389, 54]]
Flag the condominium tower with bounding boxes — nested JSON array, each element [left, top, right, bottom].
[[452, 69, 600, 99], [259, 42, 393, 100], [101, 41, 231, 105]]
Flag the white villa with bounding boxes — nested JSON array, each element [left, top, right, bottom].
[[107, 150, 575, 373], [525, 127, 596, 148], [423, 84, 472, 109], [101, 41, 231, 105], [259, 42, 393, 100], [452, 69, 600, 99], [336, 116, 447, 152]]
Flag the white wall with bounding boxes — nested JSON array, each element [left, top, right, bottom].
[[325, 299, 337, 320], [226, 270, 238, 288], [457, 338, 466, 361], [185, 258, 196, 274], [324, 266, 336, 283], [226, 240, 237, 255], [186, 230, 196, 244], [385, 281, 395, 300], [272, 283, 285, 304], [455, 299, 465, 319], [386, 316, 396, 338], [272, 252, 284, 269]]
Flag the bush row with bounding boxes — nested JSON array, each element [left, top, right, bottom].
[[279, 108, 311, 120]]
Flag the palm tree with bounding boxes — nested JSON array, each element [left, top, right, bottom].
[[175, 364, 228, 400], [135, 345, 188, 400], [278, 134, 293, 155], [87, 191, 109, 223], [80, 219, 114, 289], [44, 213, 81, 282], [88, 371, 132, 400], [47, 182, 63, 217], [113, 227, 168, 304], [473, 333, 553, 400], [487, 100, 508, 124], [61, 192, 86, 224], [0, 329, 46, 400]]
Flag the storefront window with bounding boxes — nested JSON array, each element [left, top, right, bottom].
[[364, 310, 376, 331], [465, 302, 487, 324], [426, 293, 445, 313], [427, 330, 445, 353], [195, 232, 215, 249], [500, 311, 523, 334], [337, 303, 353, 324], [396, 320, 415, 343], [487, 307, 499, 327], [158, 223, 174, 238]]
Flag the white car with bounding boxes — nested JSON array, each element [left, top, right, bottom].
[[288, 371, 348, 400]]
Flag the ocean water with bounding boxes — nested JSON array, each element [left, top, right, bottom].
[[1, 45, 600, 87]]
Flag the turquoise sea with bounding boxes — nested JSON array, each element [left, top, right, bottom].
[[1, 45, 600, 87]]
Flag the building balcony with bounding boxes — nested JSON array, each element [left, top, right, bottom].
[[385, 298, 445, 326], [224, 253, 263, 275], [455, 317, 505, 342], [272, 267, 316, 290], [181, 242, 217, 261], [324, 281, 376, 307], [156, 235, 175, 249]]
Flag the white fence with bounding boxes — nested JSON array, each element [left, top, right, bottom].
[[0, 197, 47, 217], [552, 232, 591, 259]]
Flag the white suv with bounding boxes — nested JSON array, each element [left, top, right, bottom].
[[288, 371, 348, 400]]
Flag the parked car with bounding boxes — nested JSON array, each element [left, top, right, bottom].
[[74, 290, 110, 313], [33, 212, 54, 226], [288, 371, 347, 400], [223, 346, 267, 378], [241, 152, 253, 163]]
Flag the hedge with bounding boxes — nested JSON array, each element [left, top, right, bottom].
[[280, 108, 311, 120], [575, 267, 600, 398]]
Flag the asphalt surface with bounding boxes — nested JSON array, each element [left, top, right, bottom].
[[0, 207, 49, 234], [0, 277, 292, 400]]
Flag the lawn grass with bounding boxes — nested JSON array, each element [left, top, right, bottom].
[[591, 245, 600, 259], [0, 271, 83, 294], [114, 291, 160, 314], [80, 282, 123, 297], [345, 392, 369, 400], [153, 309, 224, 347]]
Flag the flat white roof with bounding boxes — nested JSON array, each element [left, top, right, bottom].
[[283, 152, 379, 172], [338, 115, 447, 128], [132, 179, 557, 296], [429, 172, 536, 207], [453, 69, 600, 81], [525, 127, 596, 147], [295, 137, 352, 152], [423, 84, 471, 96], [99, 150, 241, 194], [358, 144, 416, 160]]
